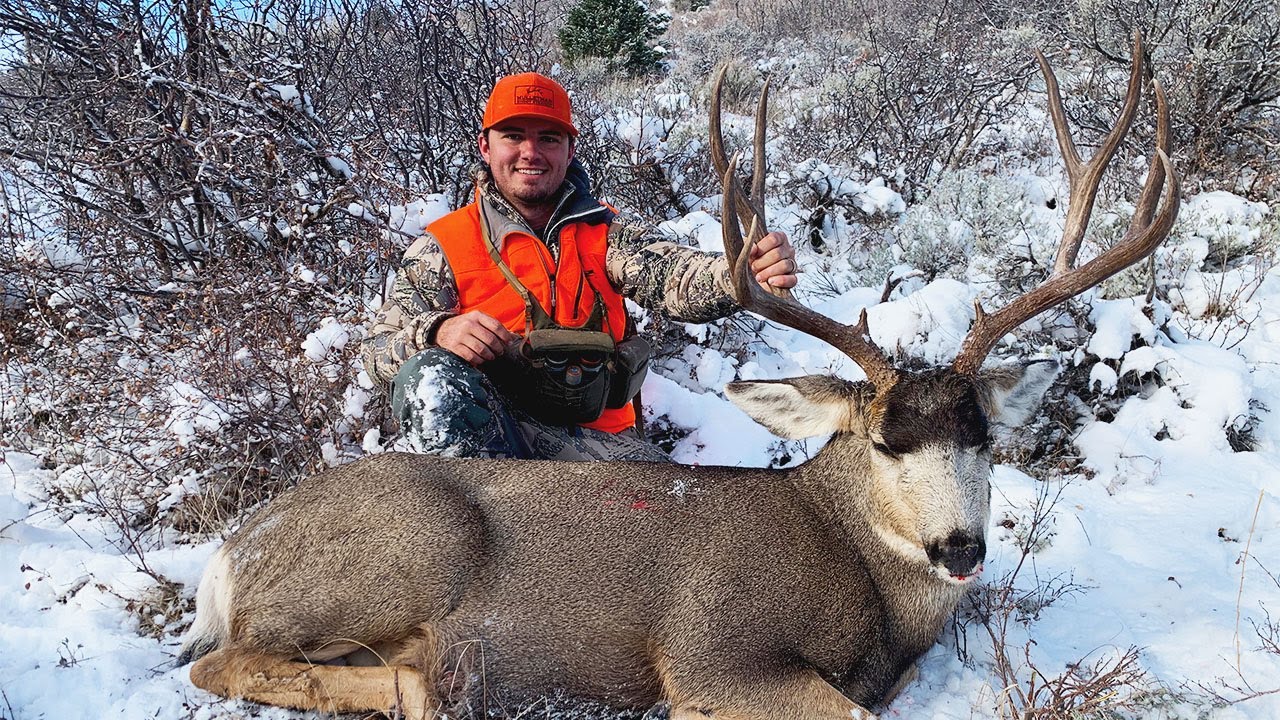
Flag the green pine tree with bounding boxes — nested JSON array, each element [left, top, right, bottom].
[[559, 0, 669, 76]]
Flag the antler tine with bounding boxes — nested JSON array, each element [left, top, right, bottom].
[[751, 78, 770, 220], [712, 67, 891, 381], [722, 152, 898, 389], [1129, 78, 1172, 232], [1042, 31, 1146, 274], [745, 76, 794, 300], [953, 33, 1181, 376], [710, 66, 769, 242], [720, 151, 748, 268], [710, 66, 733, 181], [711, 69, 792, 301]]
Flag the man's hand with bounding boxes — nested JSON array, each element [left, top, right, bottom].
[[434, 311, 520, 366], [749, 231, 798, 290]]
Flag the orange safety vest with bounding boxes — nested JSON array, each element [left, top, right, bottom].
[[427, 196, 636, 433]]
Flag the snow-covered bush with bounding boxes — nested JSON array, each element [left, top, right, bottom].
[[0, 0, 570, 538], [565, 68, 708, 221], [778, 2, 1042, 197], [894, 169, 1034, 284], [0, 263, 378, 537], [1164, 193, 1279, 348], [1067, 0, 1280, 191]]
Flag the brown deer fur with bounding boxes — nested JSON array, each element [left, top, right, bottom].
[[181, 366, 1059, 719]]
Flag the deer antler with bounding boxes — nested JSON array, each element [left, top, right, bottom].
[[951, 32, 1181, 375], [710, 66, 770, 258], [713, 68, 899, 390]]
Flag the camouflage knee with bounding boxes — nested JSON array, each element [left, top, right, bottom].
[[390, 349, 667, 461], [391, 349, 509, 457]]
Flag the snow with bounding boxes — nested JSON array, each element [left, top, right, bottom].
[[300, 316, 351, 362], [1, 450, 213, 719], [658, 210, 724, 253], [794, 158, 907, 216], [1089, 297, 1158, 360], [164, 381, 231, 447], [1184, 191, 1271, 255], [14, 235, 85, 271], [325, 154, 354, 180], [612, 110, 674, 163], [389, 195, 452, 237]]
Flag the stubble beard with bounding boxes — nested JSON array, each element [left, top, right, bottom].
[[510, 184, 558, 207], [502, 173, 562, 216]]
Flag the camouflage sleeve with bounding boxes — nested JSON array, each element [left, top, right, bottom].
[[361, 233, 460, 385], [603, 218, 738, 324]]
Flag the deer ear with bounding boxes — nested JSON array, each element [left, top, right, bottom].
[[976, 360, 1059, 427], [724, 376, 858, 439]]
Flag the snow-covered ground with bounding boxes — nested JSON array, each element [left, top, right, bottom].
[[3, 93, 1279, 720]]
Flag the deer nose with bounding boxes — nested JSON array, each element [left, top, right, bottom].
[[926, 531, 986, 577]]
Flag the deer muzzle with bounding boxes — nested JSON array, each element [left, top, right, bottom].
[[925, 530, 986, 580]]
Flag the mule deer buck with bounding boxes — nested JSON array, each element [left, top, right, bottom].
[[179, 36, 1178, 720]]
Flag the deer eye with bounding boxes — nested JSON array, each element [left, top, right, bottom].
[[871, 441, 900, 459]]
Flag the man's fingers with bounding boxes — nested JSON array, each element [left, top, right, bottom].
[[750, 232, 795, 272], [435, 312, 512, 365], [756, 265, 798, 286], [455, 323, 507, 364], [751, 247, 790, 273], [463, 337, 499, 363], [453, 331, 504, 365], [765, 271, 798, 289], [753, 251, 798, 283], [747, 231, 798, 289], [750, 231, 785, 257], [476, 313, 520, 343], [474, 327, 510, 356]]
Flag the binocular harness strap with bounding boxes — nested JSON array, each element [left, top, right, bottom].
[[478, 201, 606, 333]]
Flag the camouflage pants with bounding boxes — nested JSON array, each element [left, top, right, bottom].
[[390, 348, 669, 462]]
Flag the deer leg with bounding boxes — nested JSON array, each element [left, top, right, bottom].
[[190, 645, 439, 720], [666, 668, 876, 720]]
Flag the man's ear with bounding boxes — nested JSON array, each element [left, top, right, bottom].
[[724, 376, 860, 439], [477, 131, 491, 164], [975, 359, 1060, 426]]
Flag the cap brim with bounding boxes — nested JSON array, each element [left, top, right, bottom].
[[485, 113, 579, 137]]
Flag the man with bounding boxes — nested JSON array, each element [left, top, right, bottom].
[[362, 72, 796, 461]]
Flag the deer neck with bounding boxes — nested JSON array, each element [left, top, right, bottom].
[[793, 441, 968, 644], [790, 438, 885, 544]]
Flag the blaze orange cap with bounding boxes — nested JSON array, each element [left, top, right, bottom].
[[482, 72, 578, 137]]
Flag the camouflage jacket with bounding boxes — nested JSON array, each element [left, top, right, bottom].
[[362, 162, 738, 385]]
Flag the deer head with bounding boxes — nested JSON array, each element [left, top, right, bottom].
[[711, 33, 1179, 582]]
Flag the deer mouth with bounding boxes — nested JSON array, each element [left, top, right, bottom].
[[927, 562, 983, 585], [943, 563, 984, 584]]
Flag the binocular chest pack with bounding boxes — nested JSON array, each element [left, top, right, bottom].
[[513, 316, 651, 426]]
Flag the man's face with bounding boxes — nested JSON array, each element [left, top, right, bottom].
[[479, 118, 575, 213]]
